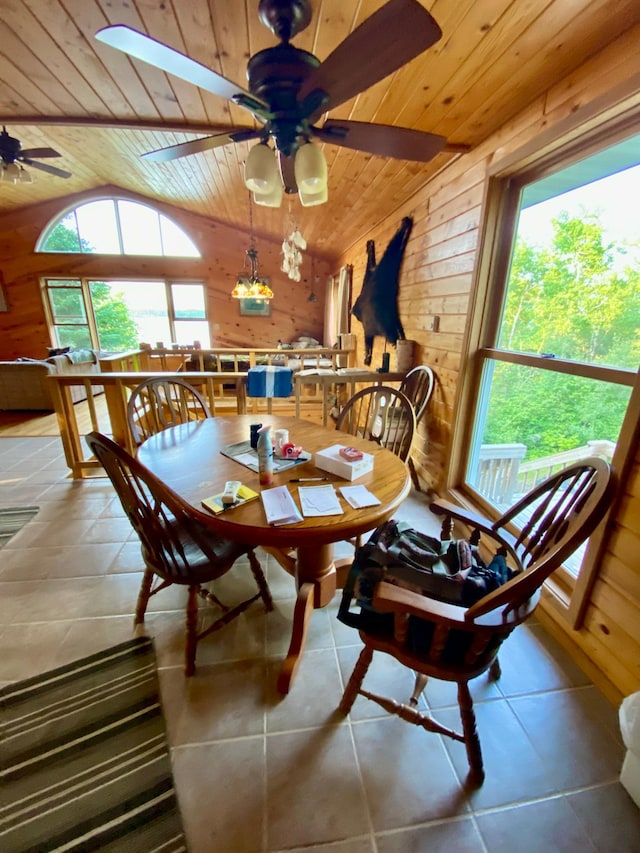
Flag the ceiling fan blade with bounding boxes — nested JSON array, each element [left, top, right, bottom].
[[142, 128, 261, 163], [19, 147, 62, 159], [298, 0, 442, 120], [95, 25, 268, 114], [20, 158, 72, 178], [277, 151, 297, 194], [313, 120, 447, 162]]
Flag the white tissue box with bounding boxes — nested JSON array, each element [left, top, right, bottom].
[[314, 444, 374, 481]]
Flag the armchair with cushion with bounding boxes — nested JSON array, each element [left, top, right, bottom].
[[338, 457, 614, 785]]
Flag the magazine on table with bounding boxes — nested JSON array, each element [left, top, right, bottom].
[[221, 440, 311, 473]]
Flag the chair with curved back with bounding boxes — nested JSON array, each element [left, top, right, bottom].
[[86, 430, 273, 676], [335, 385, 416, 463], [338, 456, 614, 785], [127, 376, 212, 446], [398, 365, 435, 490]]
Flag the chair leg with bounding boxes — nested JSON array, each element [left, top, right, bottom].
[[457, 681, 485, 785], [409, 672, 428, 706], [134, 567, 155, 625], [340, 645, 373, 713], [248, 550, 274, 612], [185, 585, 199, 676], [408, 457, 421, 491], [489, 657, 501, 680]]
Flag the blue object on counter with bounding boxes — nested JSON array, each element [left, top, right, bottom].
[[247, 365, 293, 397]]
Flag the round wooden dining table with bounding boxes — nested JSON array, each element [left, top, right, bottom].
[[137, 414, 411, 692]]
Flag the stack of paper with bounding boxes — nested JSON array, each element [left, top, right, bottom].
[[261, 485, 302, 525], [339, 485, 381, 508], [298, 484, 344, 517]]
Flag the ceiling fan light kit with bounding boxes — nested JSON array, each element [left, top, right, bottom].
[[294, 141, 327, 192], [253, 181, 284, 208], [298, 182, 328, 207], [95, 0, 462, 206], [244, 142, 280, 194]]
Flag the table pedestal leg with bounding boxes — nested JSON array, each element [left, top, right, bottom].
[[277, 543, 335, 694]]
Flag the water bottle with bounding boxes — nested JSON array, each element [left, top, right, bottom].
[[256, 424, 274, 486]]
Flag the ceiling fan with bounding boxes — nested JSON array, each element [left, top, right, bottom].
[[0, 126, 72, 181], [96, 0, 465, 197]]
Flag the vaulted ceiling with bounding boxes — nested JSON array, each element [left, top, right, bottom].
[[0, 0, 638, 257]]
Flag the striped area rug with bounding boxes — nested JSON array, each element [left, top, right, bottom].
[[0, 507, 39, 549], [0, 636, 187, 852]]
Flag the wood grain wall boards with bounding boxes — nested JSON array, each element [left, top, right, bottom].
[[0, 186, 328, 361], [334, 25, 640, 700]]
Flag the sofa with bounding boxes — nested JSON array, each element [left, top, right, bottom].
[[0, 350, 103, 411]]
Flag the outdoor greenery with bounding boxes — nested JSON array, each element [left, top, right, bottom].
[[484, 213, 639, 459], [45, 224, 139, 351]]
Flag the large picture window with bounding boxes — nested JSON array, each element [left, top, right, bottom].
[[464, 127, 640, 583], [42, 279, 210, 352], [38, 197, 208, 350]]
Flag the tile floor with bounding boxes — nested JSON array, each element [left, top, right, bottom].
[[1, 434, 639, 852]]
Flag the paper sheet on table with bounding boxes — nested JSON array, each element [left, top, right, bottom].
[[260, 485, 302, 525], [298, 484, 344, 517], [339, 485, 381, 509]]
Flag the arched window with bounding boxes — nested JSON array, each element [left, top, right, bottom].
[[38, 198, 209, 351], [37, 198, 200, 257]]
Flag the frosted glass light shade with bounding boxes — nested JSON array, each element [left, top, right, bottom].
[[298, 182, 328, 207], [2, 162, 21, 183], [294, 143, 327, 193], [253, 182, 283, 208], [244, 143, 278, 193]]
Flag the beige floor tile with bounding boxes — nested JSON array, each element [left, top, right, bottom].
[[475, 798, 594, 852], [266, 727, 371, 849], [351, 716, 469, 830], [160, 659, 267, 745], [0, 543, 123, 580], [376, 817, 484, 853], [265, 647, 345, 732], [1, 437, 636, 853], [172, 739, 266, 853]]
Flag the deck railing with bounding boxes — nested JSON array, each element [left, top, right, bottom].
[[477, 440, 616, 506]]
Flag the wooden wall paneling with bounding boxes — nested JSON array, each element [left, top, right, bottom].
[[0, 188, 330, 360], [543, 25, 640, 119], [444, 0, 640, 144], [334, 25, 640, 701]]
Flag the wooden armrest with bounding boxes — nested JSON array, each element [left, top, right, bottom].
[[372, 579, 535, 628], [429, 498, 499, 535], [371, 580, 468, 625]]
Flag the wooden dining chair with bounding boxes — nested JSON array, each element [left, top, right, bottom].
[[338, 456, 614, 785], [399, 365, 435, 425], [398, 365, 435, 490], [335, 385, 416, 463], [86, 431, 273, 676], [127, 376, 212, 446]]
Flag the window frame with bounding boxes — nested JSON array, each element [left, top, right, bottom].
[[36, 196, 201, 258], [448, 94, 640, 629], [41, 277, 209, 352]]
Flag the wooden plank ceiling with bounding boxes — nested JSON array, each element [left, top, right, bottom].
[[0, 0, 638, 258]]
